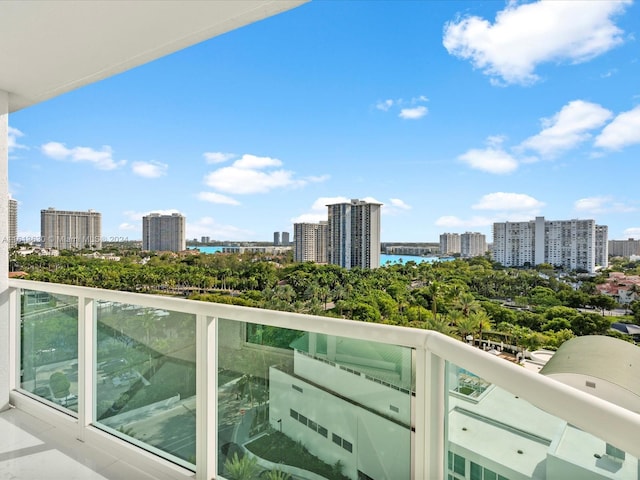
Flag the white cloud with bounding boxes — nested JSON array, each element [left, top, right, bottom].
[[574, 196, 636, 214], [376, 99, 394, 111], [132, 161, 168, 178], [187, 216, 254, 241], [473, 192, 545, 211], [233, 154, 282, 169], [41, 141, 126, 170], [399, 106, 428, 120], [383, 198, 411, 216], [305, 174, 331, 183], [623, 227, 640, 238], [389, 198, 411, 210], [458, 145, 518, 174], [118, 223, 137, 231], [291, 196, 350, 224], [204, 153, 322, 194], [8, 127, 27, 151], [197, 192, 241, 206], [443, 1, 630, 85], [519, 100, 612, 157], [594, 105, 640, 150], [204, 152, 236, 164], [375, 96, 428, 119]]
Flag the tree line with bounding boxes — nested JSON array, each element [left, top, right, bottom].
[[14, 249, 639, 351]]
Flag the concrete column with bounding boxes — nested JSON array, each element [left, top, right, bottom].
[[0, 90, 9, 410]]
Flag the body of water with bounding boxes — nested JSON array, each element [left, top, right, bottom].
[[189, 246, 453, 266]]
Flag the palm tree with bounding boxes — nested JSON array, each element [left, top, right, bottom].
[[454, 292, 480, 318], [470, 310, 494, 341], [452, 312, 480, 342]]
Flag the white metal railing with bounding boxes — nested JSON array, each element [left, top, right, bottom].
[[7, 278, 640, 480]]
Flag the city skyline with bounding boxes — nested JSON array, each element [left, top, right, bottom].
[[8, 1, 640, 243]]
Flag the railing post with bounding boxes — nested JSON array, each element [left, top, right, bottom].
[[196, 314, 217, 480], [424, 348, 445, 479], [8, 287, 19, 391], [77, 296, 95, 441], [413, 347, 427, 479], [0, 89, 9, 411]]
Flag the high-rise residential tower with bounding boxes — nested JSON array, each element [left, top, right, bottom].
[[8, 198, 17, 248], [294, 221, 328, 263], [609, 238, 640, 258], [460, 232, 487, 258], [282, 231, 290, 246], [142, 213, 186, 252], [492, 216, 607, 273], [439, 233, 461, 255], [273, 231, 281, 246], [41, 208, 101, 250], [327, 199, 381, 270]]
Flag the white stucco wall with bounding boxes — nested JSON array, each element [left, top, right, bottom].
[[269, 367, 411, 480]]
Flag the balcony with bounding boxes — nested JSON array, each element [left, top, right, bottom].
[[2, 279, 639, 479]]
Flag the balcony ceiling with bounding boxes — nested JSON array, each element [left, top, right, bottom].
[[0, 0, 306, 113]]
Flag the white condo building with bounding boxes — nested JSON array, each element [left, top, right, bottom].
[[294, 221, 328, 263], [327, 199, 381, 270], [493, 216, 608, 273], [461, 232, 487, 258], [8, 198, 17, 248], [41, 207, 102, 250], [609, 238, 640, 258], [440, 233, 461, 255], [142, 213, 186, 252]]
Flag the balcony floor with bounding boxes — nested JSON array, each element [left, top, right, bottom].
[[0, 406, 186, 480]]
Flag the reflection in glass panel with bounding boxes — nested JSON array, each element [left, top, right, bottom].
[[95, 302, 196, 467], [218, 319, 413, 480], [20, 290, 79, 413], [446, 362, 639, 480]]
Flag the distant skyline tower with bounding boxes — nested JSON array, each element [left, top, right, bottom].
[[273, 231, 281, 246], [327, 199, 381, 270], [282, 231, 290, 246], [492, 216, 606, 273], [142, 213, 186, 252], [460, 232, 487, 258], [439, 233, 461, 255], [8, 198, 17, 248], [294, 221, 328, 263], [41, 207, 101, 250]]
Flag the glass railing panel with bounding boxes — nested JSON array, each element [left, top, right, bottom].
[[94, 302, 196, 468], [20, 289, 79, 413], [445, 362, 639, 480], [218, 318, 413, 480]]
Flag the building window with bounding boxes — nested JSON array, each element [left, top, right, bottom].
[[290, 409, 298, 420], [292, 384, 303, 393], [448, 452, 465, 476], [470, 462, 482, 480], [333, 433, 342, 446], [318, 426, 328, 438], [343, 440, 353, 453], [298, 414, 308, 426]]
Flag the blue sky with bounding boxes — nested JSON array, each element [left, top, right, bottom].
[[8, 1, 640, 243]]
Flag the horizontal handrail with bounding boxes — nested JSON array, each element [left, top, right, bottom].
[[10, 278, 640, 460]]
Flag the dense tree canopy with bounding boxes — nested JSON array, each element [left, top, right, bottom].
[[14, 249, 635, 351]]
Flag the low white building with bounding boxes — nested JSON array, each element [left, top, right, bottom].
[[269, 333, 639, 480]]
